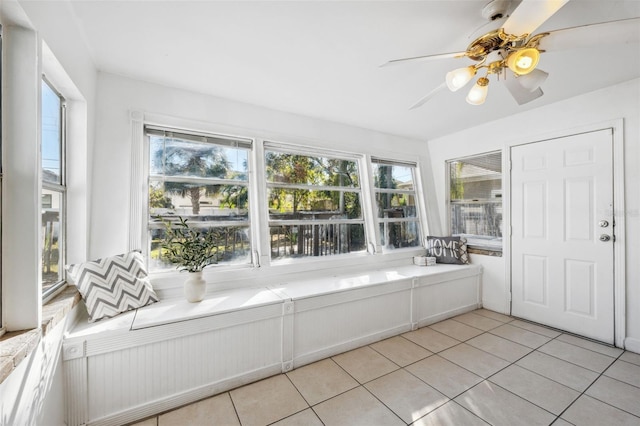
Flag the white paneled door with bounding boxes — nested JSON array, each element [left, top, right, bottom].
[[511, 129, 614, 343]]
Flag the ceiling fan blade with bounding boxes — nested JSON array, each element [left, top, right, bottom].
[[537, 17, 640, 52], [504, 74, 544, 105], [380, 51, 467, 67], [409, 82, 447, 110], [503, 0, 569, 37]]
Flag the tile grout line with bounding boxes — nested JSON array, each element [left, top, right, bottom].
[[552, 350, 640, 422], [426, 327, 579, 423], [602, 359, 640, 391], [361, 347, 448, 425], [492, 329, 621, 409], [527, 332, 622, 376], [510, 315, 623, 352], [226, 391, 244, 426], [327, 342, 451, 425], [359, 380, 418, 425], [328, 350, 411, 424], [441, 325, 603, 425], [284, 356, 395, 424]]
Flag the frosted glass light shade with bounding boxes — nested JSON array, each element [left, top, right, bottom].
[[466, 77, 489, 105], [507, 48, 540, 75], [517, 68, 549, 91], [446, 66, 476, 92]]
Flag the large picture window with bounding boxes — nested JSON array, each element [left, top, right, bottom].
[[41, 78, 66, 296], [371, 159, 421, 250], [147, 128, 253, 271], [448, 151, 502, 251], [265, 145, 366, 260]]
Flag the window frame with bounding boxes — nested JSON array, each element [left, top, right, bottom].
[[41, 76, 67, 301], [446, 150, 503, 253], [144, 126, 255, 272], [371, 158, 423, 252], [263, 141, 368, 262], [133, 114, 430, 286]]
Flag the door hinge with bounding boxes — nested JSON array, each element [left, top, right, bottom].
[[508, 292, 512, 302]]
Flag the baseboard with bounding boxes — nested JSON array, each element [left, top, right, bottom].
[[481, 298, 510, 315], [416, 303, 479, 328], [89, 364, 282, 426], [624, 337, 640, 354], [293, 324, 412, 368]]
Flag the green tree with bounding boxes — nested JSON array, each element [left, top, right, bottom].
[[266, 153, 320, 214], [149, 187, 174, 209], [320, 158, 360, 218], [450, 161, 465, 200], [374, 164, 396, 211], [220, 160, 249, 209], [153, 139, 230, 215]]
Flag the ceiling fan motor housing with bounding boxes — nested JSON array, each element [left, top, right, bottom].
[[482, 0, 511, 21]]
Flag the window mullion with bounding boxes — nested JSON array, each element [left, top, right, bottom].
[[361, 154, 380, 253], [150, 175, 248, 187], [253, 138, 271, 267], [266, 182, 360, 193]]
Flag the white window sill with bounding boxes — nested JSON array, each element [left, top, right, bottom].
[[0, 285, 81, 384]]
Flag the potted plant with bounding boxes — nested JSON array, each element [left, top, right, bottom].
[[158, 216, 220, 302]]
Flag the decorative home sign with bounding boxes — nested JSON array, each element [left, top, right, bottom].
[[425, 236, 470, 264]]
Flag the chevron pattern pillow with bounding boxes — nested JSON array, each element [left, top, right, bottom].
[[66, 251, 159, 322]]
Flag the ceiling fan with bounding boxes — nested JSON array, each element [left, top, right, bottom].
[[382, 0, 640, 108]]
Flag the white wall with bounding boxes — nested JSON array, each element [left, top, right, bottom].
[[0, 319, 67, 426], [17, 0, 97, 265], [427, 78, 640, 349], [0, 1, 97, 423]]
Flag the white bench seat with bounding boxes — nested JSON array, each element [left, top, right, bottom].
[[62, 263, 482, 426]]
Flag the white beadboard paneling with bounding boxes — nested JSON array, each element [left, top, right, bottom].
[[77, 303, 283, 357], [87, 317, 282, 421], [64, 358, 88, 426], [414, 275, 481, 327], [293, 287, 412, 364]]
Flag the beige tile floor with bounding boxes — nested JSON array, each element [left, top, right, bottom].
[[131, 309, 640, 426]]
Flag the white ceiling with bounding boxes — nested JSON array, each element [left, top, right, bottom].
[[64, 0, 640, 140]]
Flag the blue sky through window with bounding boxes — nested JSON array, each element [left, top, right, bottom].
[[41, 80, 61, 184]]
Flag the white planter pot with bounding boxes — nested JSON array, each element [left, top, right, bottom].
[[184, 271, 206, 302]]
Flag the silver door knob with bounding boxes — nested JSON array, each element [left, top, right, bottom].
[[599, 220, 609, 227], [600, 234, 611, 242]]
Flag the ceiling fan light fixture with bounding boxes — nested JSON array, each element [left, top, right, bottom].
[[445, 66, 477, 91], [506, 47, 540, 75], [466, 77, 490, 105]]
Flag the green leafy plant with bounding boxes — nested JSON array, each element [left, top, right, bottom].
[[158, 216, 220, 272]]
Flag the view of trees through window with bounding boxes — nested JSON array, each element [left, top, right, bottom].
[[41, 79, 66, 295], [448, 151, 503, 250], [147, 129, 252, 270], [146, 127, 429, 269], [372, 160, 421, 250], [265, 148, 366, 259]]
